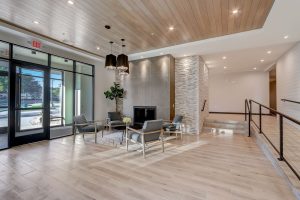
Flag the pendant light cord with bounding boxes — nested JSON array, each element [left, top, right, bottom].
[[110, 41, 113, 54]]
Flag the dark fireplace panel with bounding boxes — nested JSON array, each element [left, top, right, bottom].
[[133, 106, 156, 128]]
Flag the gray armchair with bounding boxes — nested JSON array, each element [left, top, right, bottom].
[[126, 119, 163, 158], [163, 115, 183, 139], [163, 115, 183, 131], [106, 112, 126, 132], [73, 115, 104, 143]]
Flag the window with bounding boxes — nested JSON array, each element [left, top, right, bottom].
[[13, 45, 48, 66], [76, 62, 93, 75], [75, 74, 93, 121], [50, 70, 63, 126], [0, 41, 9, 59], [51, 56, 73, 71]]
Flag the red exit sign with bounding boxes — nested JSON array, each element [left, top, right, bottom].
[[32, 40, 42, 49]]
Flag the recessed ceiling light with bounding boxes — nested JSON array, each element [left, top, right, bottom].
[[183, 54, 187, 57], [267, 51, 272, 54], [260, 59, 264, 62], [222, 56, 227, 60], [223, 66, 227, 69], [284, 35, 289, 39], [253, 67, 257, 70], [169, 26, 174, 31], [96, 46, 100, 50], [232, 9, 239, 14], [160, 52, 164, 55], [33, 20, 39, 24], [68, 0, 74, 5]]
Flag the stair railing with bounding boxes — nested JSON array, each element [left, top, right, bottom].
[[281, 99, 300, 105], [245, 99, 300, 181]]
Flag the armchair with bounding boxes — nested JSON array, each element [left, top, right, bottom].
[[73, 115, 104, 143], [126, 119, 163, 158], [163, 115, 183, 139], [106, 112, 126, 132]]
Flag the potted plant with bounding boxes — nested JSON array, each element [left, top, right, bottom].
[[104, 82, 124, 112]]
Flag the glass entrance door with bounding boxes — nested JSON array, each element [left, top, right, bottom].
[[0, 60, 9, 149], [12, 62, 49, 145]]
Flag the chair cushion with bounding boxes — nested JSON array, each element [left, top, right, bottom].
[[142, 119, 163, 132], [110, 120, 125, 126], [130, 132, 161, 143], [74, 115, 88, 125], [172, 115, 183, 124], [81, 125, 104, 132], [74, 115, 88, 132], [108, 112, 122, 121], [164, 124, 177, 131]]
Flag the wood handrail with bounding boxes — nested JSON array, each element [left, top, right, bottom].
[[201, 100, 207, 112], [281, 99, 300, 105]]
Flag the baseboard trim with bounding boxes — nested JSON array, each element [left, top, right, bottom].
[[209, 111, 272, 116]]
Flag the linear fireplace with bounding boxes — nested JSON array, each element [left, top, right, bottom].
[[133, 106, 156, 128]]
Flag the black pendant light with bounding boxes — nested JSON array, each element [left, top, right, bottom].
[[105, 41, 117, 70], [117, 39, 129, 71]]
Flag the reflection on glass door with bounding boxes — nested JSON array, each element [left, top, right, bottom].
[[50, 70, 63, 126], [15, 65, 46, 139], [0, 60, 9, 149], [49, 69, 73, 139], [75, 74, 93, 121]]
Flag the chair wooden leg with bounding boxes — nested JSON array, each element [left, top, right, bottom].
[[73, 132, 76, 143], [142, 143, 145, 159], [126, 128, 128, 151], [142, 135, 145, 159]]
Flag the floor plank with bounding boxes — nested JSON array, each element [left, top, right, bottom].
[[0, 130, 295, 200]]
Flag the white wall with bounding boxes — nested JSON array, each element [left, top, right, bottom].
[[209, 71, 269, 113], [276, 43, 300, 121], [94, 64, 115, 121]]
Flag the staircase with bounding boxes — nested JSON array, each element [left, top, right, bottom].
[[203, 118, 247, 134]]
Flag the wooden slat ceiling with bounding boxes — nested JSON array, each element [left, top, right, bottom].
[[0, 0, 274, 56]]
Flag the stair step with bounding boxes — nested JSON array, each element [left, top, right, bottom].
[[205, 118, 247, 125], [204, 122, 246, 130], [203, 127, 247, 134], [203, 118, 247, 134]]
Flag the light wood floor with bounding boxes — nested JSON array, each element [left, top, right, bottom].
[[251, 115, 300, 181], [0, 130, 295, 200]]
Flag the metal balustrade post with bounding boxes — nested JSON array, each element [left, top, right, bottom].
[[259, 105, 262, 133], [248, 111, 251, 137], [248, 100, 251, 137], [278, 115, 284, 161], [250, 101, 252, 121], [245, 100, 247, 121]]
